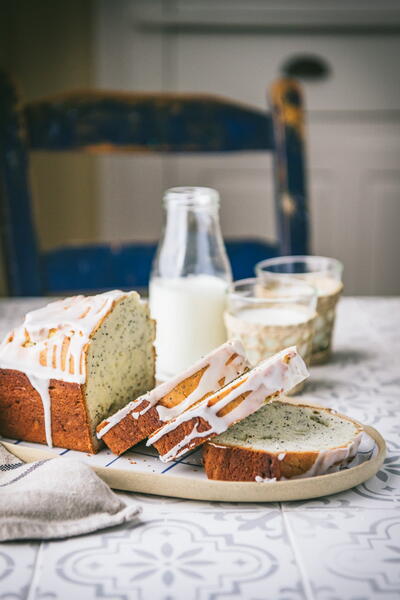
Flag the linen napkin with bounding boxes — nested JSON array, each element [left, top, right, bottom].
[[0, 443, 141, 541]]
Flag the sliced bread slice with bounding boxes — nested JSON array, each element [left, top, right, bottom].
[[203, 400, 363, 481], [96, 339, 249, 455], [148, 346, 308, 462]]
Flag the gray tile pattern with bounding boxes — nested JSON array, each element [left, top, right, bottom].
[[284, 509, 400, 600], [29, 512, 305, 600], [1, 297, 400, 599]]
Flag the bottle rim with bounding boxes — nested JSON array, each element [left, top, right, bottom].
[[163, 186, 220, 208]]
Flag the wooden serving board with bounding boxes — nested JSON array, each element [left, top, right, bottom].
[[2, 425, 385, 503]]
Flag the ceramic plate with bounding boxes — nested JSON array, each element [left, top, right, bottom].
[[2, 423, 385, 503]]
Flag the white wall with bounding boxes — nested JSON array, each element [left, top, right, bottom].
[[2, 0, 399, 295], [94, 0, 400, 295]]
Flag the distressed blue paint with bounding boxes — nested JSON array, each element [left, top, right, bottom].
[[42, 239, 276, 293], [226, 239, 277, 281], [270, 80, 310, 256], [25, 94, 274, 153], [0, 70, 309, 295], [43, 243, 157, 293]]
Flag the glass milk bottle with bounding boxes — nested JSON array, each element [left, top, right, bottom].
[[149, 187, 232, 379]]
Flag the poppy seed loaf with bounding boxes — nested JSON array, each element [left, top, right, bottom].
[[0, 290, 155, 453]]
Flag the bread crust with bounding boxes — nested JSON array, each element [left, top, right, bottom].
[[202, 405, 363, 481], [152, 416, 214, 458], [98, 400, 163, 455], [202, 442, 321, 481], [0, 368, 96, 453]]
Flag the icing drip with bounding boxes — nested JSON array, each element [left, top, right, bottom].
[[27, 374, 52, 447], [0, 290, 129, 446], [148, 346, 308, 462], [255, 431, 363, 483], [255, 476, 277, 483], [297, 432, 363, 478], [254, 433, 362, 482], [97, 339, 248, 439]]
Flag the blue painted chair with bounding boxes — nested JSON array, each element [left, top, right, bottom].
[[0, 71, 309, 295]]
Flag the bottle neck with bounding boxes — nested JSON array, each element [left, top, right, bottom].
[[152, 196, 232, 281]]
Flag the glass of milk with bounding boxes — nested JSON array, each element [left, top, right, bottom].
[[149, 187, 232, 380], [255, 256, 343, 364], [225, 278, 317, 385]]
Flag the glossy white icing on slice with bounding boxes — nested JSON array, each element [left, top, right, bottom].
[[148, 346, 308, 462], [97, 339, 248, 439], [0, 290, 130, 446], [253, 436, 362, 482]]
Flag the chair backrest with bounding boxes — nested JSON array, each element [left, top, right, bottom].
[[0, 70, 309, 295]]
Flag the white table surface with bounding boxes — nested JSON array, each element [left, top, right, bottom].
[[1, 297, 399, 600]]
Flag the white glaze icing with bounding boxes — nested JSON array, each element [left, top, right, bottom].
[[148, 346, 308, 462], [255, 431, 362, 482], [277, 452, 286, 461], [28, 374, 52, 447], [297, 432, 362, 478], [254, 436, 361, 482], [97, 339, 248, 439], [0, 290, 129, 447]]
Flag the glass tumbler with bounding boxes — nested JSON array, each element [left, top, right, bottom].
[[256, 256, 343, 364], [224, 277, 317, 392]]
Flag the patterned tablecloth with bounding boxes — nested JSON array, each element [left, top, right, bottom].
[[1, 297, 399, 600]]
